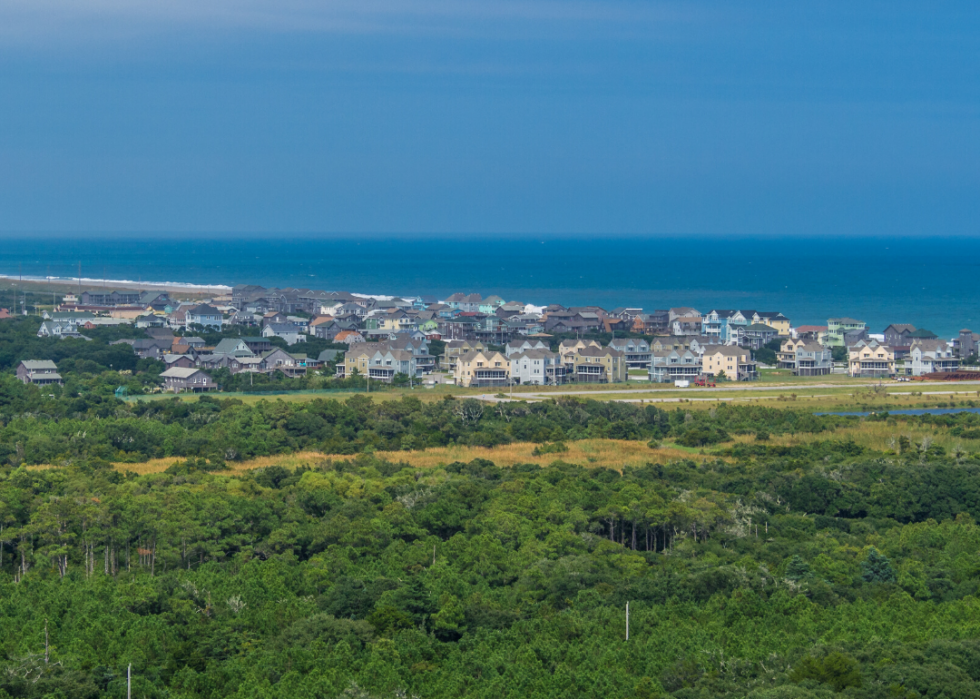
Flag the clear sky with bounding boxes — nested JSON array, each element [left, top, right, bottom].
[[0, 1, 977, 236]]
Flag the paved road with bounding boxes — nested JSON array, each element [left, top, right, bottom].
[[475, 380, 980, 403]]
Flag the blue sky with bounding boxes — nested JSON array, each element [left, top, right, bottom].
[[0, 1, 977, 236]]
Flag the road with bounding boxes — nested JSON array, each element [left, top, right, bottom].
[[474, 380, 980, 403]]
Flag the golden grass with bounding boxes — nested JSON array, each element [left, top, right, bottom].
[[372, 439, 710, 471], [28, 440, 714, 476], [731, 417, 980, 455]]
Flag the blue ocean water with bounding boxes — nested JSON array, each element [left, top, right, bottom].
[[1, 235, 977, 337]]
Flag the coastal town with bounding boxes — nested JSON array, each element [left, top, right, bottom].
[[5, 282, 978, 393]]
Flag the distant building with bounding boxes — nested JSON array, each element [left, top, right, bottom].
[[505, 338, 549, 357], [160, 367, 216, 393], [755, 312, 791, 336], [334, 330, 365, 345], [80, 290, 141, 306], [439, 340, 486, 373], [795, 325, 826, 342], [453, 349, 510, 387], [649, 348, 701, 383], [558, 339, 602, 369], [633, 310, 669, 335], [162, 354, 197, 370], [910, 339, 959, 376], [777, 338, 833, 376], [37, 320, 83, 339], [262, 323, 307, 345], [569, 346, 626, 383], [958, 329, 979, 358], [883, 324, 917, 348], [608, 337, 651, 370], [671, 314, 703, 336], [702, 346, 758, 381], [826, 318, 866, 347], [848, 340, 894, 378], [185, 304, 223, 331], [16, 360, 63, 386], [740, 323, 778, 350], [510, 349, 565, 385]]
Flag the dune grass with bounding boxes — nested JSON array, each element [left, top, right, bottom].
[[28, 439, 716, 476]]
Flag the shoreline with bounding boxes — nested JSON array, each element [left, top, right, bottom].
[[0, 274, 231, 295]]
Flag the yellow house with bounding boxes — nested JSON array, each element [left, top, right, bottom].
[[337, 342, 382, 378], [848, 340, 895, 378], [776, 338, 806, 370], [755, 312, 791, 336], [702, 346, 758, 381], [439, 340, 486, 372], [453, 350, 510, 387], [558, 339, 601, 367], [569, 346, 626, 383]]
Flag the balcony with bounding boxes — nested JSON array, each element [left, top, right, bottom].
[[369, 367, 396, 382], [576, 365, 608, 383], [471, 369, 509, 387], [546, 366, 567, 385], [649, 365, 700, 382], [624, 353, 652, 369]]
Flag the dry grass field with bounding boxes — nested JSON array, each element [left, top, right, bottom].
[[732, 417, 980, 456], [28, 439, 715, 476]]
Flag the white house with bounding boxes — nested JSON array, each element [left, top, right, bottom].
[[185, 304, 223, 331], [910, 339, 959, 376], [505, 338, 549, 357], [510, 349, 564, 385], [262, 323, 306, 345]]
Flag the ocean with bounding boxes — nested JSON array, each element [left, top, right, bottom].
[[1, 235, 978, 338]]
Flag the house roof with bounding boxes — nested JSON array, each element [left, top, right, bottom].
[[796, 325, 827, 333], [456, 349, 506, 363], [745, 323, 777, 332], [507, 339, 547, 349], [20, 360, 58, 370], [577, 346, 624, 358], [334, 330, 363, 341], [909, 328, 938, 339], [883, 323, 916, 334], [830, 317, 863, 324], [133, 338, 171, 349], [212, 339, 254, 356], [510, 349, 557, 361], [265, 323, 299, 333], [189, 304, 221, 315], [911, 339, 948, 351], [704, 346, 751, 357], [160, 367, 206, 379]]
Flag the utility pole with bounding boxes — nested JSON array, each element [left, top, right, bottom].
[[78, 261, 82, 295], [128, 664, 131, 699], [625, 602, 630, 641]]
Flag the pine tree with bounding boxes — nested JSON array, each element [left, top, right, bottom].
[[861, 547, 897, 583]]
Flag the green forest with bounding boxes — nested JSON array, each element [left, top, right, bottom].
[[4, 371, 980, 698]]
